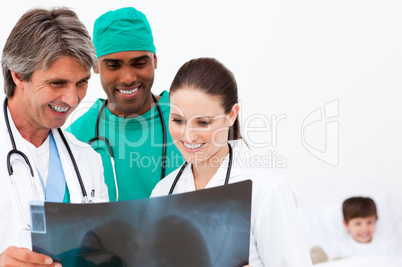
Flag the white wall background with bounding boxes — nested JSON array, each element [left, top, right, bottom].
[[1, 1, 402, 217]]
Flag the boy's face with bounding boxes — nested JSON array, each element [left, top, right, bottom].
[[344, 215, 377, 243]]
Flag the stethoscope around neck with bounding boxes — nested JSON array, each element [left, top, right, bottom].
[[87, 94, 167, 201], [168, 143, 233, 194], [3, 98, 90, 230]]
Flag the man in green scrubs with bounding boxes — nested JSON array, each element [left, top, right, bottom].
[[67, 7, 183, 201]]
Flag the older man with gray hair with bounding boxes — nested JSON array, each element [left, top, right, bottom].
[[0, 7, 108, 266]]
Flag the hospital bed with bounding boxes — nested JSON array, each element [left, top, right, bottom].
[[292, 180, 402, 267]]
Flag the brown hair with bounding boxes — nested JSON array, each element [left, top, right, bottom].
[[170, 57, 241, 140], [342, 197, 378, 223]]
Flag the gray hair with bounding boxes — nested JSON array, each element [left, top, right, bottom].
[[1, 7, 97, 97]]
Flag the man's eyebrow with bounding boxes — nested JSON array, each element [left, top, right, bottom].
[[79, 75, 91, 82], [101, 55, 151, 64], [45, 78, 68, 83], [44, 75, 91, 84], [102, 58, 122, 63], [130, 55, 151, 63]]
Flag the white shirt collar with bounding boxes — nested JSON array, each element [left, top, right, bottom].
[[181, 139, 249, 189]]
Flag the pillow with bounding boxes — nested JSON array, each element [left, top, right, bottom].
[[292, 180, 397, 250]]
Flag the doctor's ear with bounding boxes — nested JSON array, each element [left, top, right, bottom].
[[228, 103, 240, 126], [94, 61, 100, 74], [10, 71, 25, 88], [153, 54, 158, 69]]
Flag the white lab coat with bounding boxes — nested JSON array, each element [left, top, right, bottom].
[[0, 105, 109, 252], [152, 139, 313, 267]]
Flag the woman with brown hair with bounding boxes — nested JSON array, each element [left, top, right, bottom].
[[152, 57, 312, 266]]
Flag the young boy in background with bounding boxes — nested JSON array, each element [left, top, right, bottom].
[[311, 196, 385, 264], [342, 197, 378, 243]]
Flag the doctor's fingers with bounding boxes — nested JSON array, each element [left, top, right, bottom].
[[0, 246, 61, 267]]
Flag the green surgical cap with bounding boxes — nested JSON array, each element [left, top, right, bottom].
[[93, 7, 156, 58]]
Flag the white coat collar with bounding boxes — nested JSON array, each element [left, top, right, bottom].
[[182, 139, 248, 189]]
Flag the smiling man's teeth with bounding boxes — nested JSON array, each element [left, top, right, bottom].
[[183, 142, 202, 149], [49, 105, 68, 113], [119, 87, 138, 95]]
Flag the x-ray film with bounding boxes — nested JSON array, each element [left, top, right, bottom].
[[31, 180, 252, 267]]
